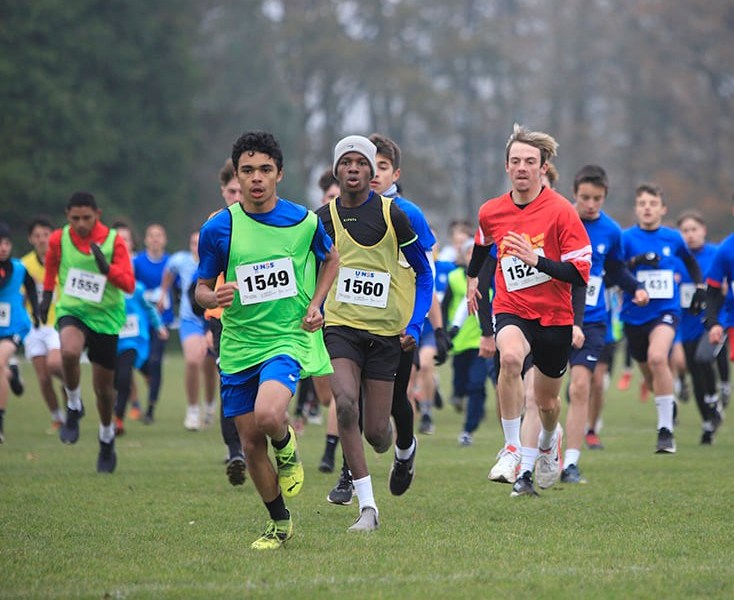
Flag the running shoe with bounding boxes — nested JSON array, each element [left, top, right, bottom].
[[457, 432, 473, 446], [327, 465, 353, 505], [318, 452, 335, 474], [8, 362, 24, 396], [536, 424, 563, 489], [450, 395, 464, 413], [418, 413, 435, 435], [114, 417, 125, 437], [273, 425, 304, 498], [655, 427, 676, 454], [204, 401, 217, 426], [184, 406, 200, 431], [560, 463, 587, 484], [348, 507, 379, 532], [510, 470, 539, 497], [389, 437, 416, 496], [584, 430, 604, 450], [128, 405, 142, 421], [250, 519, 293, 550], [60, 403, 84, 445], [616, 370, 632, 391], [96, 439, 117, 473], [488, 444, 520, 483], [700, 430, 714, 445], [226, 454, 247, 486]]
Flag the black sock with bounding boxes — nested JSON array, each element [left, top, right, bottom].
[[324, 434, 339, 459], [0, 408, 5, 429], [271, 428, 291, 450], [264, 493, 290, 522]]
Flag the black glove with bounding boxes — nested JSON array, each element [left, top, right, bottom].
[[434, 327, 453, 366], [629, 252, 660, 269], [90, 242, 110, 275], [188, 281, 205, 317], [39, 290, 53, 324], [689, 287, 707, 315], [448, 325, 460, 340]]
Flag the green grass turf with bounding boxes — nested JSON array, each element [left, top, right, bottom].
[[1, 355, 733, 599]]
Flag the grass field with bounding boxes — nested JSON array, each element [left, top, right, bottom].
[[2, 354, 733, 599]]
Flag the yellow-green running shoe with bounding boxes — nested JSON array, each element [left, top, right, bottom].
[[274, 425, 304, 497], [250, 519, 293, 550]]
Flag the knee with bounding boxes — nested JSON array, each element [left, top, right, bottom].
[[254, 406, 283, 433], [364, 422, 392, 453], [241, 435, 265, 460], [61, 348, 80, 364], [499, 351, 524, 376], [335, 395, 359, 427], [647, 352, 667, 371]]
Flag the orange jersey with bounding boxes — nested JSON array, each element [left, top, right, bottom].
[[474, 187, 591, 326]]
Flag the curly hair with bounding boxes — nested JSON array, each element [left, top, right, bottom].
[[231, 131, 283, 173]]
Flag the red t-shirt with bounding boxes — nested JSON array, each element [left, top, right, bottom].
[[44, 221, 135, 294], [474, 187, 591, 326]]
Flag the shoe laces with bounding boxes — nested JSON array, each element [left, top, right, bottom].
[[337, 468, 352, 490]]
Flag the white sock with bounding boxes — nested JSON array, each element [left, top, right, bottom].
[[99, 423, 115, 444], [520, 447, 538, 474], [564, 448, 581, 467], [538, 425, 556, 450], [65, 386, 82, 410], [395, 438, 415, 461], [501, 417, 522, 449], [352, 475, 378, 514], [655, 394, 675, 431], [52, 409, 65, 423]]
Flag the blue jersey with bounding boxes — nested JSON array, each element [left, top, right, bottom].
[[582, 212, 626, 324], [621, 225, 692, 325], [166, 251, 200, 323], [118, 282, 163, 369], [198, 199, 332, 281], [133, 252, 174, 325], [706, 233, 734, 328], [678, 243, 717, 342], [390, 196, 436, 252], [0, 258, 32, 341]]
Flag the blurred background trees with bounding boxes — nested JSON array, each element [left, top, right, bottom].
[[2, 0, 733, 248]]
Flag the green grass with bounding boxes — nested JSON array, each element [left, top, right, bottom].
[[2, 356, 733, 599]]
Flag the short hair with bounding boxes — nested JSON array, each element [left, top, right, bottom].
[[27, 216, 54, 236], [219, 158, 236, 187], [317, 168, 338, 193], [573, 164, 609, 194], [368, 133, 401, 170], [111, 219, 136, 250], [676, 209, 706, 228], [505, 123, 558, 166], [635, 182, 664, 203], [66, 191, 97, 211], [545, 162, 559, 188], [231, 131, 283, 173]]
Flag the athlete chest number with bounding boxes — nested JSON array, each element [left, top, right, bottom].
[[586, 275, 602, 307], [637, 269, 674, 300], [0, 302, 10, 327], [235, 257, 297, 305], [336, 267, 390, 308], [64, 268, 107, 303], [500, 249, 552, 292], [119, 314, 140, 339]]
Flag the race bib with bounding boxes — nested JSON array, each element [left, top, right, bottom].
[[235, 257, 297, 305], [586, 275, 603, 307], [679, 283, 695, 309], [637, 269, 674, 300], [119, 314, 140, 339], [0, 302, 10, 327], [335, 267, 390, 308], [500, 249, 552, 292], [63, 268, 107, 303]]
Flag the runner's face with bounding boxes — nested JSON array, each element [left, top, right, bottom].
[[679, 218, 706, 250], [220, 177, 243, 207], [0, 238, 11, 261], [336, 152, 372, 195], [28, 225, 51, 257], [506, 142, 547, 195], [118, 228, 134, 255], [370, 155, 399, 195], [574, 182, 606, 221], [66, 206, 99, 238], [189, 232, 199, 262], [635, 192, 666, 229], [320, 183, 339, 206], [144, 225, 167, 254], [236, 152, 282, 211]]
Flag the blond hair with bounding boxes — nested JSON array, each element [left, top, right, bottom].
[[505, 123, 558, 165]]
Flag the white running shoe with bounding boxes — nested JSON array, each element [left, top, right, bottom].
[[184, 406, 200, 431], [535, 424, 563, 489], [488, 444, 521, 483], [203, 401, 217, 426]]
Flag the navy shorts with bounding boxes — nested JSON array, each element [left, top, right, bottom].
[[624, 313, 680, 364], [324, 325, 401, 381], [569, 322, 607, 371], [220, 355, 301, 418]]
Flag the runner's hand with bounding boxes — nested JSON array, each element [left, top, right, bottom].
[[433, 327, 452, 366]]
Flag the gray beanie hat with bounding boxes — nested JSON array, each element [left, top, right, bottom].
[[333, 135, 377, 178]]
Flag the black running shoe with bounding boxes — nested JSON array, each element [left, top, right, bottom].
[[143, 406, 154, 425], [60, 403, 85, 445], [510, 470, 539, 497], [97, 439, 117, 473], [418, 413, 435, 435], [560, 463, 587, 484], [318, 452, 335, 473], [655, 427, 676, 454], [701, 430, 714, 445], [434, 388, 443, 410], [226, 454, 247, 486], [8, 363, 23, 396], [389, 437, 416, 496], [327, 465, 353, 505]]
